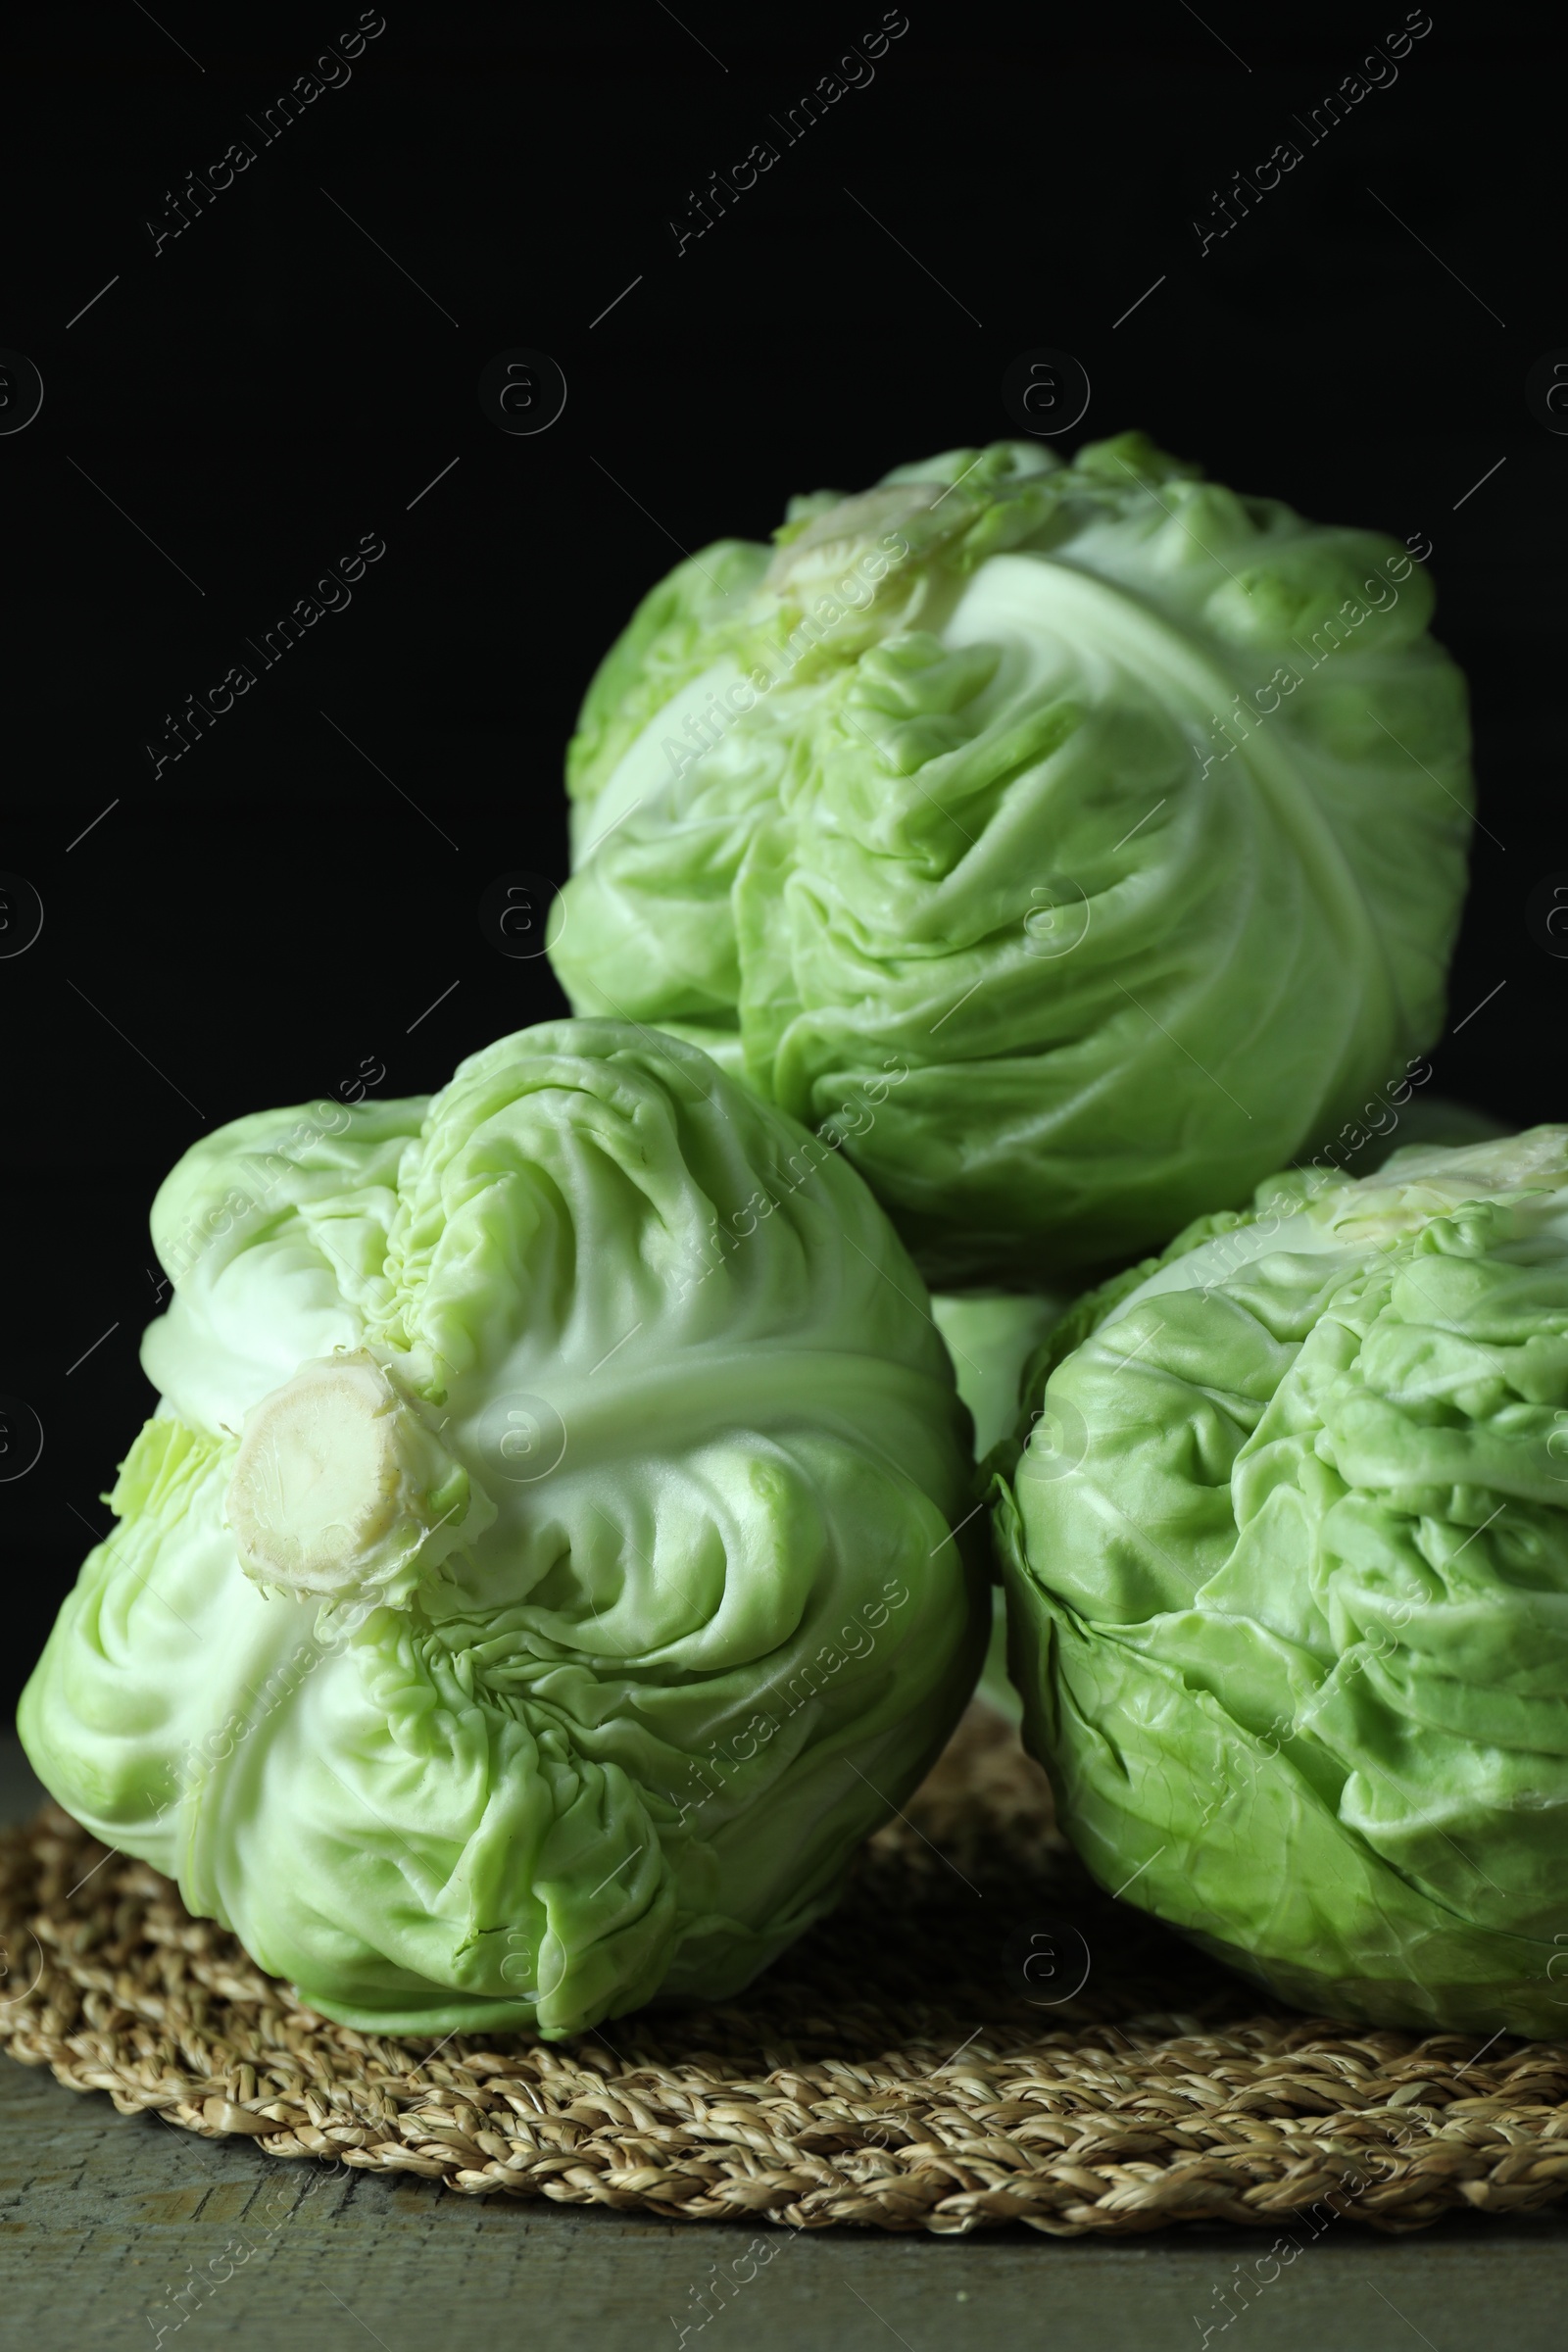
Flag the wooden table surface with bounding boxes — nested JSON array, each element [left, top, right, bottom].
[[4, 1738, 1567, 2352]]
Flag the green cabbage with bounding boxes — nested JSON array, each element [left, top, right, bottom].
[[20, 1022, 985, 2037], [997, 1129, 1568, 2034], [549, 434, 1472, 1285]]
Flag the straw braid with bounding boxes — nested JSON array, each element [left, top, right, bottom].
[[5, 1711, 1568, 2235]]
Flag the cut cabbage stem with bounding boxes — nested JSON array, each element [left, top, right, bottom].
[[226, 1350, 473, 1602]]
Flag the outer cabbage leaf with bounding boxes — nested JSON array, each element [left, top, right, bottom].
[[997, 1128, 1568, 2034], [932, 1289, 1072, 1724], [551, 435, 1472, 1283], [21, 1022, 986, 2037]]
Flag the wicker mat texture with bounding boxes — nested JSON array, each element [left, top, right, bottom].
[[5, 1705, 1568, 2237]]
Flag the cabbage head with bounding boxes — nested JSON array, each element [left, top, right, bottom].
[[996, 1129, 1568, 2035], [20, 1021, 985, 2037], [549, 433, 1472, 1285]]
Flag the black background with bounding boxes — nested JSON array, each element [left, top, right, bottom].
[[1, 8, 1557, 1704]]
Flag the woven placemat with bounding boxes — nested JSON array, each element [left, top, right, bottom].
[[5, 1706, 1568, 2237]]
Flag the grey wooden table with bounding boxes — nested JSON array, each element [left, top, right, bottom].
[[3, 1739, 1566, 2352]]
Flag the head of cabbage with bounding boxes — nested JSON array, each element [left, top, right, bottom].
[[996, 1128, 1568, 2035], [20, 1022, 986, 2037], [549, 433, 1472, 1286]]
